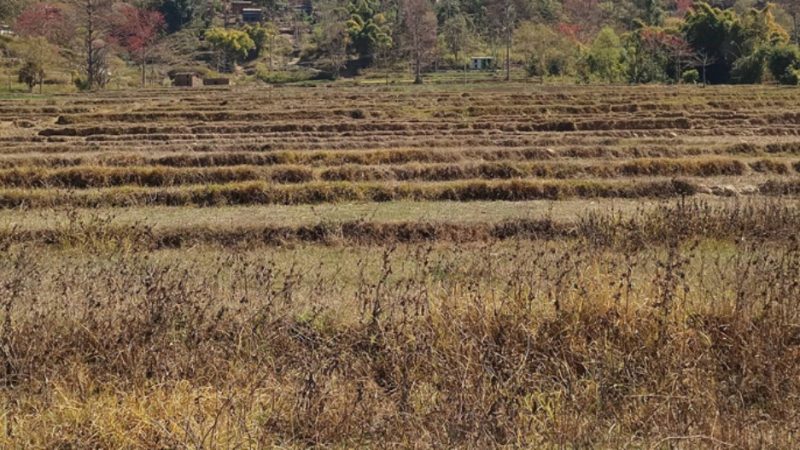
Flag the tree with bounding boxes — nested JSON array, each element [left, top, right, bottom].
[[514, 22, 580, 78], [401, 0, 437, 84], [18, 61, 45, 92], [625, 26, 671, 83], [682, 2, 748, 83], [693, 49, 716, 85], [153, 0, 196, 33], [435, 0, 462, 23], [346, 0, 392, 63], [0, 0, 25, 22], [205, 28, 255, 72], [487, 0, 518, 81], [10, 36, 56, 93], [627, 25, 698, 83], [70, 0, 113, 90], [637, 0, 666, 26], [440, 13, 473, 65], [561, 0, 606, 41], [255, 0, 290, 21], [313, 0, 351, 77], [13, 3, 75, 44], [586, 26, 625, 82], [244, 24, 269, 60], [109, 4, 164, 88], [777, 0, 800, 44], [768, 43, 800, 83], [682, 2, 789, 84]]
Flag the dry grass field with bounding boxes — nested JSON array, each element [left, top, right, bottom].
[[1, 83, 800, 448]]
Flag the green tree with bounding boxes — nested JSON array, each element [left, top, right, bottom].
[[682, 2, 740, 84], [586, 26, 625, 82], [625, 24, 698, 84], [624, 26, 672, 83], [18, 61, 45, 92], [637, 0, 665, 26], [514, 22, 580, 78], [731, 49, 768, 83], [346, 0, 392, 62], [256, 23, 286, 72], [768, 43, 800, 83], [440, 13, 473, 65], [10, 36, 60, 93], [312, 0, 351, 77], [729, 5, 790, 82], [243, 24, 269, 60], [683, 2, 789, 84], [152, 0, 197, 33], [205, 27, 255, 72]]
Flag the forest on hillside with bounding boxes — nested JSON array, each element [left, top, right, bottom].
[[2, 0, 800, 89]]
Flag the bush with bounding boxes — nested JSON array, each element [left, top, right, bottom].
[[524, 56, 544, 77], [731, 51, 766, 84], [256, 68, 315, 84], [681, 69, 700, 84], [73, 76, 91, 91], [784, 67, 800, 85], [205, 28, 255, 72], [18, 61, 44, 91], [768, 44, 800, 85]]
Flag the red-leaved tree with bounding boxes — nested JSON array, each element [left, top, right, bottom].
[[675, 0, 694, 17], [109, 3, 164, 87], [561, 0, 604, 41], [14, 2, 74, 44]]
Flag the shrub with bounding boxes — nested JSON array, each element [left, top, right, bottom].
[[681, 69, 699, 84], [731, 51, 766, 84], [205, 27, 255, 72], [783, 67, 800, 85], [18, 60, 44, 91], [525, 56, 544, 77], [73, 76, 91, 91], [256, 68, 315, 84], [768, 44, 800, 85]]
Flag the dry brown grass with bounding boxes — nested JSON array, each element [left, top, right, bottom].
[[0, 200, 796, 249], [1, 202, 800, 447]]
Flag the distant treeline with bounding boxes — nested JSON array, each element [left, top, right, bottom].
[[3, 0, 800, 87]]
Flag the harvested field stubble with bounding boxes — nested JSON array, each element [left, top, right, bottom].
[[0, 200, 797, 249], [0, 158, 771, 189], [0, 179, 708, 208], [2, 84, 800, 447]]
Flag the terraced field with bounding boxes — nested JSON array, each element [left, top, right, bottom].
[[1, 84, 800, 244], [2, 84, 800, 447]]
